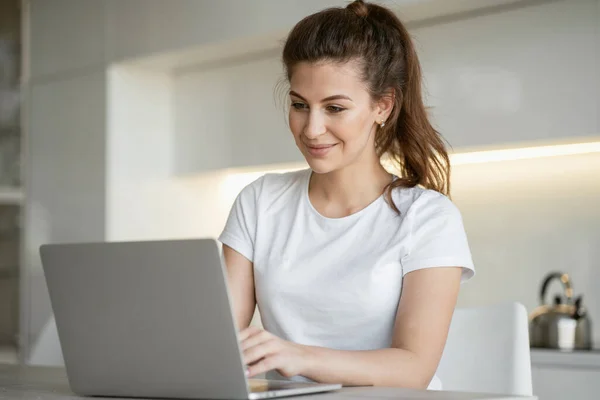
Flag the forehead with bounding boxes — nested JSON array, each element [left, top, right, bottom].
[[289, 61, 369, 100]]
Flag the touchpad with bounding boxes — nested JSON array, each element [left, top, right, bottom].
[[249, 379, 322, 393]]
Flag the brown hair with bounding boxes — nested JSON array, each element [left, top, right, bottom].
[[282, 0, 451, 211]]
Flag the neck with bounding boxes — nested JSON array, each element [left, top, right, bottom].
[[309, 156, 392, 217]]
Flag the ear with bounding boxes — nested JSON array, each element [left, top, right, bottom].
[[375, 89, 395, 123]]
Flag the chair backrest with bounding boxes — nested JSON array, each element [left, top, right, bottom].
[[436, 302, 533, 396]]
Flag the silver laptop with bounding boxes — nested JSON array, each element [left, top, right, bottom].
[[39, 238, 342, 400]]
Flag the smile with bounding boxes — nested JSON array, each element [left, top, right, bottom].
[[305, 143, 338, 157]]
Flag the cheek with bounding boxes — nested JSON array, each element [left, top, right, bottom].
[[334, 112, 373, 145]]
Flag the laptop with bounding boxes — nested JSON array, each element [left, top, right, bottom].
[[39, 238, 342, 400]]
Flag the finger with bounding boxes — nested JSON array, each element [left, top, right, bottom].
[[241, 329, 272, 351], [238, 326, 262, 342], [247, 355, 283, 378], [244, 338, 280, 366]]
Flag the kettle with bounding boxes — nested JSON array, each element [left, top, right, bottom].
[[529, 272, 593, 350]]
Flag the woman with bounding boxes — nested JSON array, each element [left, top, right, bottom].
[[218, 0, 475, 390]]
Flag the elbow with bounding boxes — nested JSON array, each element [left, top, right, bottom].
[[411, 371, 436, 390], [405, 355, 438, 390], [404, 353, 438, 390], [374, 350, 436, 389]]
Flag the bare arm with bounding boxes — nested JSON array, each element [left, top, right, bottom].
[[223, 245, 256, 330], [301, 267, 462, 388]]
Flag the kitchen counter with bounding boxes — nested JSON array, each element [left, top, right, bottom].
[[530, 348, 600, 369], [0, 364, 536, 400]]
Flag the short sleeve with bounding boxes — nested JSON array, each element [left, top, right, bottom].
[[218, 176, 264, 262], [401, 192, 475, 283]]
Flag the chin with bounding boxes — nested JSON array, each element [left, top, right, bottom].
[[304, 158, 338, 174]]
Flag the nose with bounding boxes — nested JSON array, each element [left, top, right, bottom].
[[303, 111, 326, 140]]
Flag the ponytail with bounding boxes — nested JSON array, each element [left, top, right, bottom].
[[378, 9, 451, 207]]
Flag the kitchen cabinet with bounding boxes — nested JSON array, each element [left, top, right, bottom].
[[25, 69, 107, 351], [169, 0, 599, 174], [173, 53, 303, 175], [531, 349, 600, 400], [412, 0, 598, 150], [109, 0, 528, 65], [27, 0, 600, 177]]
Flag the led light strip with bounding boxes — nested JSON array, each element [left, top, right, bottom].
[[223, 140, 600, 189], [450, 141, 600, 165]]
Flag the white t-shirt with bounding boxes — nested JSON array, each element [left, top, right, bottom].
[[218, 168, 475, 390]]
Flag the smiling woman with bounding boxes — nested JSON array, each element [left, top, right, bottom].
[[218, 0, 475, 390]]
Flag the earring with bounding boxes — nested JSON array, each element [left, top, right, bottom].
[[379, 120, 386, 128]]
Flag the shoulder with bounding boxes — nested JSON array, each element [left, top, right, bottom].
[[391, 185, 462, 221], [393, 186, 474, 282]]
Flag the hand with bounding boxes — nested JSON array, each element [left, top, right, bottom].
[[239, 326, 312, 378]]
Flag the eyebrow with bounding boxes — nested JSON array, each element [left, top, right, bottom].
[[289, 91, 353, 103]]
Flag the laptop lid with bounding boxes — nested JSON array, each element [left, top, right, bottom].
[[40, 238, 251, 400]]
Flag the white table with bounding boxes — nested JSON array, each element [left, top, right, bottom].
[[0, 364, 536, 400]]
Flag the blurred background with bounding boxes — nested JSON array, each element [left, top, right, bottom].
[[0, 0, 598, 399]]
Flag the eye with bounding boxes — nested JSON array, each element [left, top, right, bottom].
[[291, 102, 308, 110], [326, 105, 346, 113]]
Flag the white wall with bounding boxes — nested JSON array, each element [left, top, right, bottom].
[[106, 66, 173, 240], [453, 152, 600, 339], [28, 0, 108, 78]]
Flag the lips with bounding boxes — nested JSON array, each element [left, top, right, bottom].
[[304, 143, 337, 157]]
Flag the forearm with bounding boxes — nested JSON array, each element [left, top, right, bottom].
[[302, 346, 433, 388]]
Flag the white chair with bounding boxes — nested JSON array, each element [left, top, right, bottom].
[[28, 315, 64, 366], [436, 302, 533, 396]]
